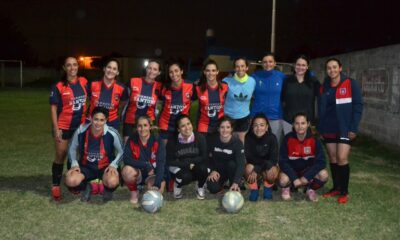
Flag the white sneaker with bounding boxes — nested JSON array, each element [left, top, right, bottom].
[[281, 187, 291, 201], [173, 183, 183, 199], [129, 190, 138, 204], [196, 185, 206, 200], [306, 189, 318, 202]]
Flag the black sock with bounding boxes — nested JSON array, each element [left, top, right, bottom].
[[339, 164, 350, 195], [52, 163, 64, 186], [330, 163, 339, 191]]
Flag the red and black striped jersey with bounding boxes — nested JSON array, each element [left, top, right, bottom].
[[158, 82, 193, 132], [88, 80, 128, 125], [49, 77, 88, 130], [195, 83, 228, 133], [123, 78, 161, 124]]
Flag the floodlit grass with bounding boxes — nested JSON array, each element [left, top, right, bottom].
[[0, 89, 399, 239]]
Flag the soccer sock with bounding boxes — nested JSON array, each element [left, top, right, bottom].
[[52, 162, 64, 186], [309, 178, 326, 190], [263, 180, 274, 188], [339, 164, 350, 195], [126, 183, 137, 192], [330, 163, 339, 190], [248, 182, 258, 190]]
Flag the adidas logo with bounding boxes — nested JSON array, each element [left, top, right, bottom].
[[233, 92, 248, 101]]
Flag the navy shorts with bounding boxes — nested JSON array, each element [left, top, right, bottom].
[[232, 115, 250, 132], [52, 128, 75, 140]]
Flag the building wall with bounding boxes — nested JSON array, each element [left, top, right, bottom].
[[311, 44, 400, 147]]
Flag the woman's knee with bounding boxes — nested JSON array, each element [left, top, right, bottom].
[[65, 172, 83, 187], [279, 172, 290, 187], [316, 169, 329, 182], [122, 166, 139, 183], [244, 164, 254, 177], [104, 174, 119, 189], [265, 166, 279, 183]]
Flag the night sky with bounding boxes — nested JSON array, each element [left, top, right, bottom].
[[1, 0, 399, 64]]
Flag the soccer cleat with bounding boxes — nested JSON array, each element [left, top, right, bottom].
[[102, 188, 113, 203], [281, 187, 291, 201], [249, 189, 259, 202], [323, 189, 341, 198], [337, 194, 348, 204], [68, 187, 80, 195], [173, 183, 183, 199], [263, 187, 273, 200], [81, 183, 92, 202], [90, 180, 99, 195], [196, 185, 206, 200], [129, 190, 139, 204], [306, 189, 318, 202], [98, 181, 104, 195], [52, 186, 61, 201]]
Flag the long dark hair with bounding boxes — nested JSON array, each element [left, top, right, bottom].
[[60, 56, 78, 86], [165, 60, 185, 90], [247, 112, 272, 137], [198, 59, 222, 92], [293, 54, 313, 88]]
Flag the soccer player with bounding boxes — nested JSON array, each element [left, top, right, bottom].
[[244, 113, 279, 201], [281, 55, 320, 135], [194, 59, 228, 137], [122, 116, 166, 204], [251, 53, 286, 145], [122, 60, 162, 141], [158, 62, 193, 143], [206, 117, 245, 194], [87, 58, 128, 129], [318, 58, 363, 204], [49, 56, 88, 201], [223, 57, 256, 143], [65, 107, 123, 202], [279, 112, 328, 202], [166, 115, 208, 199]]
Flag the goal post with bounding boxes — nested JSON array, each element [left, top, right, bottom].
[[0, 60, 23, 88]]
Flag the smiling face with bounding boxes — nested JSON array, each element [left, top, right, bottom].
[[326, 60, 342, 81], [169, 64, 183, 85], [295, 58, 308, 77], [204, 63, 219, 84], [177, 117, 193, 138], [262, 55, 276, 71], [293, 115, 309, 138], [63, 57, 79, 81], [91, 112, 107, 134], [137, 117, 151, 139], [103, 60, 119, 81], [218, 120, 233, 140], [145, 61, 161, 82], [234, 59, 248, 78], [252, 117, 268, 138]]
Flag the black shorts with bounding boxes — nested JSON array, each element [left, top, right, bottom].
[[232, 115, 250, 132], [123, 123, 136, 138], [322, 136, 352, 145], [53, 128, 75, 140], [80, 165, 106, 182]]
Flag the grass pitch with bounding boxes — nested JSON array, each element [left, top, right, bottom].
[[0, 89, 399, 240]]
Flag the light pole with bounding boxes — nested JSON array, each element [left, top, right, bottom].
[[270, 0, 276, 53]]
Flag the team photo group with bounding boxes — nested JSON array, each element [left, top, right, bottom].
[[49, 52, 363, 209]]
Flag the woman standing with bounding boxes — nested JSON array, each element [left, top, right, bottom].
[[123, 60, 162, 141], [158, 62, 193, 142], [49, 56, 88, 201], [88, 58, 128, 129], [166, 115, 208, 199], [279, 112, 328, 202], [65, 107, 123, 202], [251, 53, 286, 145], [195, 59, 228, 136], [223, 58, 256, 143], [318, 58, 363, 204], [206, 117, 245, 194], [122, 116, 166, 204], [281, 55, 320, 134], [244, 113, 279, 201]]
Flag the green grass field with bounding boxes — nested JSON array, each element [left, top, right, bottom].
[[0, 89, 399, 240]]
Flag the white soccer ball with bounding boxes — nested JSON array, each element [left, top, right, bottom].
[[141, 190, 163, 213], [222, 191, 244, 213]]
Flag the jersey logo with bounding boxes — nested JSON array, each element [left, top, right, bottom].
[[304, 147, 311, 154], [132, 86, 139, 91], [114, 94, 120, 101], [200, 96, 207, 101], [340, 88, 347, 95], [62, 92, 71, 95], [185, 92, 191, 99], [233, 92, 248, 101]]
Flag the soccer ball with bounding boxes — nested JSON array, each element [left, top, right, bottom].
[[222, 191, 244, 213], [141, 190, 163, 213]]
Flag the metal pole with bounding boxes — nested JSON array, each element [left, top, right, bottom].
[[20, 60, 23, 88], [270, 0, 276, 53], [1, 62, 4, 88]]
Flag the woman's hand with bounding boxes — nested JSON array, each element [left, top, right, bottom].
[[247, 171, 257, 184], [293, 178, 302, 188], [348, 132, 357, 140], [207, 171, 220, 182], [54, 128, 62, 143], [148, 168, 155, 176], [230, 183, 240, 192], [105, 166, 118, 175]]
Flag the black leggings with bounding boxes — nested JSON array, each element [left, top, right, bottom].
[[174, 163, 208, 188], [207, 160, 237, 194]]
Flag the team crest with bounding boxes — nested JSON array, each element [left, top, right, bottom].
[[304, 146, 311, 154], [200, 96, 207, 101], [340, 88, 346, 95], [186, 92, 191, 99], [114, 94, 120, 101]]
